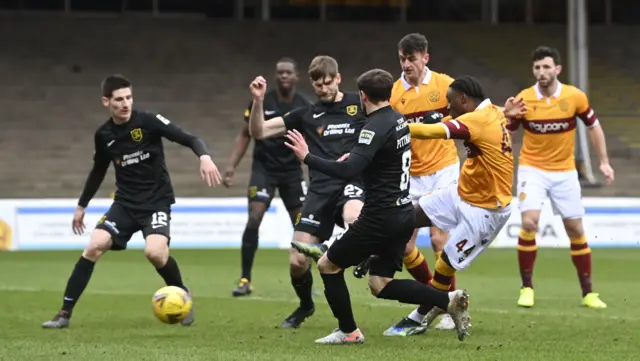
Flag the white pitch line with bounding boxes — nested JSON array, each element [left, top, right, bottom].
[[1, 285, 632, 322]]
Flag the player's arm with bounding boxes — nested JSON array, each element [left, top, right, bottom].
[[247, 97, 287, 140], [576, 92, 613, 178], [301, 124, 387, 179], [148, 114, 210, 158], [409, 119, 471, 140], [77, 132, 111, 208], [227, 105, 253, 168]]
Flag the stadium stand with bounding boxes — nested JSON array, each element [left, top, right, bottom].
[[0, 16, 637, 198]]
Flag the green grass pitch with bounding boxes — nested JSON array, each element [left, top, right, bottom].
[[0, 248, 638, 360]]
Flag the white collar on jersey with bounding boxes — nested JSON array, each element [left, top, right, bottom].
[[400, 67, 432, 90], [534, 81, 563, 99], [476, 98, 492, 110]]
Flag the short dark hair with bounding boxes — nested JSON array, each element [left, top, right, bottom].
[[449, 76, 487, 103], [277, 57, 297, 71], [308, 55, 339, 81], [398, 33, 428, 55], [357, 69, 394, 104], [101, 74, 131, 98], [531, 46, 562, 65]]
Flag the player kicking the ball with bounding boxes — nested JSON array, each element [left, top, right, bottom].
[[42, 74, 222, 328], [390, 76, 526, 336]]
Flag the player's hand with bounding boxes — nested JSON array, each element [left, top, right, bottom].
[[337, 153, 350, 162], [600, 162, 614, 185], [284, 129, 310, 161], [222, 166, 235, 188], [199, 155, 222, 187], [503, 97, 527, 119], [424, 111, 444, 123], [72, 206, 86, 235], [250, 76, 267, 100]]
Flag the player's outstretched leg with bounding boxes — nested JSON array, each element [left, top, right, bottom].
[[383, 251, 461, 336], [282, 234, 318, 328], [374, 275, 470, 341], [42, 230, 111, 329], [146, 234, 194, 326]]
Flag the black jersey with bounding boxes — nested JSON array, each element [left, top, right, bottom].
[[283, 92, 366, 185], [78, 110, 209, 211], [303, 105, 413, 215], [244, 89, 310, 173]]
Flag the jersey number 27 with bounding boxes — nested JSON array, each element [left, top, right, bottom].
[[399, 150, 411, 191]]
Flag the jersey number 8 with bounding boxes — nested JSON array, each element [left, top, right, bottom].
[[399, 150, 411, 191]]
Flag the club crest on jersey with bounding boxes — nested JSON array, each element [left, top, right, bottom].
[[428, 91, 440, 103], [130, 128, 143, 142], [558, 100, 569, 112], [358, 130, 375, 145], [346, 105, 358, 116]]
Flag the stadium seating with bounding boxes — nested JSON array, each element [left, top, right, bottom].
[[0, 16, 638, 198]]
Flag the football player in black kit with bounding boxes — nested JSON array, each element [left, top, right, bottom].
[[287, 69, 470, 344], [248, 55, 366, 328], [42, 74, 222, 329], [223, 58, 311, 297]]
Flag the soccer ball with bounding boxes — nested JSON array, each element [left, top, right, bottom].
[[151, 286, 192, 324]]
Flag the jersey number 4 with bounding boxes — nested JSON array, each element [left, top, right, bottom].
[[399, 150, 411, 191], [151, 211, 168, 229]]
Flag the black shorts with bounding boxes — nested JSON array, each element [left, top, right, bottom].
[[248, 164, 305, 211], [327, 209, 415, 278], [294, 181, 366, 242], [95, 203, 171, 251]]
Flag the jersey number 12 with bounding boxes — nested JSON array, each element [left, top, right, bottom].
[[399, 150, 411, 191]]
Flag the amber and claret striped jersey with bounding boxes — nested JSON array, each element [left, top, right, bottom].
[[507, 82, 599, 172], [390, 68, 458, 176], [442, 100, 514, 209]]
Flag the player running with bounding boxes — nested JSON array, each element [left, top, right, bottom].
[[223, 58, 310, 297], [507, 46, 613, 309], [287, 69, 470, 345], [42, 74, 222, 329], [247, 55, 366, 329]]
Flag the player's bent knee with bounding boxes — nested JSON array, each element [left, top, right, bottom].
[[82, 229, 113, 261], [368, 275, 392, 297], [289, 250, 309, 274], [317, 254, 341, 274], [144, 234, 170, 267]]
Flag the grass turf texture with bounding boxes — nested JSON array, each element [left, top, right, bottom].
[[0, 249, 638, 360]]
